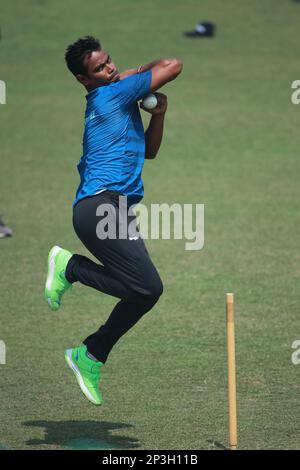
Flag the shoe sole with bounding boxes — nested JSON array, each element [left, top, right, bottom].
[[64, 349, 101, 406], [45, 246, 62, 309]]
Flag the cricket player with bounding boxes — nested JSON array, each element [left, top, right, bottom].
[[45, 36, 182, 405]]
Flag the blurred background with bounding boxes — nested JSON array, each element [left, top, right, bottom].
[[0, 0, 300, 450]]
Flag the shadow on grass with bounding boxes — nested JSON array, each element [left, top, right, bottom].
[[22, 420, 140, 450], [206, 439, 228, 450], [0, 443, 10, 450]]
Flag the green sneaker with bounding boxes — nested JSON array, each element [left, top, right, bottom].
[[45, 245, 73, 311], [64, 345, 103, 405]]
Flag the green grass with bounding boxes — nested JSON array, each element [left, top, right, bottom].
[[1, 0, 300, 450]]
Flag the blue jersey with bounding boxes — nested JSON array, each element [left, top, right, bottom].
[[73, 70, 152, 207]]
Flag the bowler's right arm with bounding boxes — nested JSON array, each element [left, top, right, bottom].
[[120, 58, 183, 90]]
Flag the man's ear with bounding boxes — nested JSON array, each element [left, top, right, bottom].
[[76, 74, 89, 86]]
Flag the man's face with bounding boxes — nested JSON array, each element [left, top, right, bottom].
[[77, 50, 120, 90]]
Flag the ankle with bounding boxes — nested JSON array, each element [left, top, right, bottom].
[[86, 350, 98, 362], [65, 256, 76, 283]]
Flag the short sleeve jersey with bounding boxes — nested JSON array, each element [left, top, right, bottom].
[[73, 70, 152, 207]]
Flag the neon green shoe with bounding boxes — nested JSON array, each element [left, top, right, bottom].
[[64, 345, 103, 405], [45, 245, 73, 311]]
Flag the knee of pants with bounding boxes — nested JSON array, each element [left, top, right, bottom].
[[127, 273, 163, 306], [143, 275, 164, 304]]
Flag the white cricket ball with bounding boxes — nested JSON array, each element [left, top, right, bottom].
[[142, 93, 158, 110]]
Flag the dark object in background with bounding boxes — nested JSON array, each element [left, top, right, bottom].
[[184, 21, 215, 38], [0, 216, 12, 238]]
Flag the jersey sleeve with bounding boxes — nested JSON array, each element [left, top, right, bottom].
[[112, 70, 152, 108]]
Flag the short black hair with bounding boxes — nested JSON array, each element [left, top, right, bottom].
[[65, 36, 101, 76]]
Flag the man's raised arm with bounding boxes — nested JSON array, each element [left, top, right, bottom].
[[119, 58, 183, 90]]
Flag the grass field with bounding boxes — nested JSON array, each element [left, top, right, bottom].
[[1, 0, 300, 450]]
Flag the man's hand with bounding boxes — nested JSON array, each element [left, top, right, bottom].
[[140, 93, 168, 115]]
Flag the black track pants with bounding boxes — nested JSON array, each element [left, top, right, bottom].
[[66, 190, 163, 363]]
